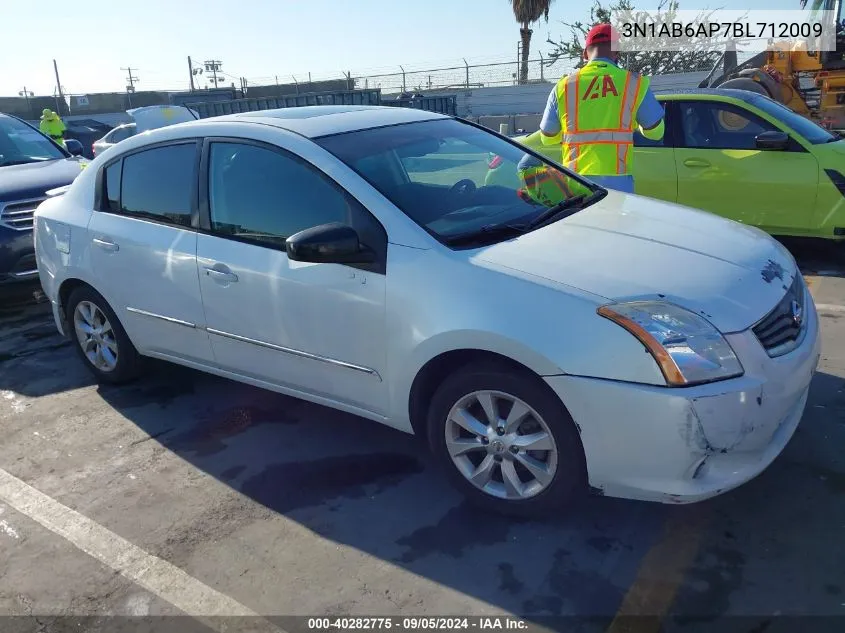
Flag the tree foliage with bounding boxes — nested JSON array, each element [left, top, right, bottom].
[[545, 0, 729, 75]]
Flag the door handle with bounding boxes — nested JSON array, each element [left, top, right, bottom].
[[683, 158, 711, 168], [204, 265, 238, 283], [92, 237, 119, 252]]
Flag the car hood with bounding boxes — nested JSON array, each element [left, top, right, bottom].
[[473, 191, 798, 333], [0, 158, 87, 202]]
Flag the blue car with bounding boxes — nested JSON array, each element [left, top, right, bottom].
[[0, 113, 87, 284]]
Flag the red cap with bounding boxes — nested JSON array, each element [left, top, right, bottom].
[[584, 23, 619, 48]]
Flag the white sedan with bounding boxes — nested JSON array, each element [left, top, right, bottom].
[[33, 105, 820, 517]]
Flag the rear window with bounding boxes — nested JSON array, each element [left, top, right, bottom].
[[108, 126, 134, 143]]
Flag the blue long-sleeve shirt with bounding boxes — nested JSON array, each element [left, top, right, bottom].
[[539, 59, 664, 193]]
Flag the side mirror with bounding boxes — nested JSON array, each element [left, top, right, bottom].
[[65, 139, 84, 156], [755, 130, 789, 150], [286, 222, 374, 264]]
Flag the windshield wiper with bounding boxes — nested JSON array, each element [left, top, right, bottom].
[[443, 191, 605, 246], [443, 222, 530, 246], [522, 195, 588, 231]]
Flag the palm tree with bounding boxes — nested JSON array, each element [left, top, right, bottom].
[[511, 0, 554, 84]]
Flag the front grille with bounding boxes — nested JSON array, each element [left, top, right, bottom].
[[0, 198, 45, 231], [752, 274, 807, 357]]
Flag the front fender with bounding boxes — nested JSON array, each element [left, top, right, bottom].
[[383, 244, 668, 430]]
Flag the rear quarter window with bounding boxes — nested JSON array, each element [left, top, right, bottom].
[[104, 161, 121, 212], [99, 142, 197, 228]]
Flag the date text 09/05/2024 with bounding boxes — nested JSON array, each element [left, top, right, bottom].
[[307, 617, 528, 631], [620, 21, 824, 39]]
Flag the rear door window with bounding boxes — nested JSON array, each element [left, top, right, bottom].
[[109, 142, 197, 227]]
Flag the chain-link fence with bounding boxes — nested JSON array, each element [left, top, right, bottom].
[[310, 51, 750, 95], [350, 58, 576, 94], [2, 51, 752, 120]]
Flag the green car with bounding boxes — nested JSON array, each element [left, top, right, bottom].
[[500, 88, 845, 241]]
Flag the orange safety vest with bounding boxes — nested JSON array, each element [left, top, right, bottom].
[[554, 61, 649, 177], [517, 165, 575, 206]]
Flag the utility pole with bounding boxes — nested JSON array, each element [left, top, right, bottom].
[[204, 60, 223, 89], [18, 87, 34, 117], [53, 59, 65, 114], [188, 56, 195, 91], [121, 66, 139, 107]]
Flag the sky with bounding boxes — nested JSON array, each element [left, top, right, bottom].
[[0, 0, 801, 97]]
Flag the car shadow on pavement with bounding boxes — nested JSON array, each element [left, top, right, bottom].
[[92, 362, 666, 625], [88, 359, 845, 626], [0, 283, 91, 398], [779, 238, 844, 278]]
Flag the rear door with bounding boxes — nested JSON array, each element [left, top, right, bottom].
[[88, 141, 214, 364], [632, 99, 677, 202], [673, 99, 819, 231]]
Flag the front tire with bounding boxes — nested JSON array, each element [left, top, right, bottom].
[[427, 361, 587, 518], [65, 286, 142, 384]]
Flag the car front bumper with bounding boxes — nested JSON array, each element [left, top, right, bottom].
[[0, 227, 37, 284], [544, 291, 821, 505]]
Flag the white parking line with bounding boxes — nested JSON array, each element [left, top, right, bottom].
[[0, 468, 284, 631]]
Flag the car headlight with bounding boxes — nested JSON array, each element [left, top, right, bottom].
[[598, 301, 744, 386]]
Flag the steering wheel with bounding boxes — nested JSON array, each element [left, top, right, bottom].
[[450, 179, 477, 197]]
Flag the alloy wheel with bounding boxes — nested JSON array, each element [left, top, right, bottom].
[[73, 300, 119, 372], [444, 390, 559, 500]]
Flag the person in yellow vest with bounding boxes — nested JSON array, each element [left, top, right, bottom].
[[539, 23, 665, 193], [39, 109, 67, 150], [515, 153, 591, 207]]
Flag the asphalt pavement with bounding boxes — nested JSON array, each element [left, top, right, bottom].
[[0, 237, 843, 633]]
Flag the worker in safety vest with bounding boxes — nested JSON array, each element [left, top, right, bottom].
[[39, 109, 67, 150], [539, 23, 665, 193], [515, 154, 590, 207]]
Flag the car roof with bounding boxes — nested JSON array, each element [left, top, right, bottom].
[[209, 105, 446, 138], [653, 88, 762, 103]]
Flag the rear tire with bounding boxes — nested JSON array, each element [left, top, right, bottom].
[[426, 361, 587, 518], [65, 286, 142, 384]]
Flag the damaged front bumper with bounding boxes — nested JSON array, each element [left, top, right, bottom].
[[544, 292, 821, 504]]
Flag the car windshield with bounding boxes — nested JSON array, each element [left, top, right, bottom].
[[749, 94, 839, 144], [316, 118, 603, 246], [0, 116, 66, 166]]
